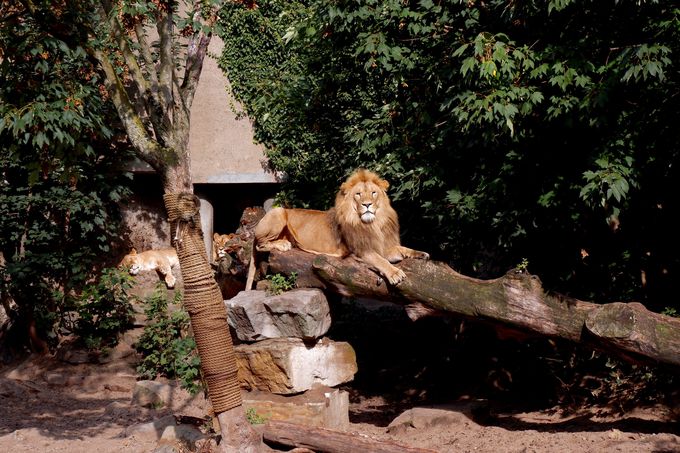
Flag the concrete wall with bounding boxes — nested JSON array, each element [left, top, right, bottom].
[[188, 38, 280, 184], [121, 36, 281, 257]]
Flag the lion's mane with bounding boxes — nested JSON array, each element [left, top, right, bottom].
[[333, 169, 401, 257], [248, 168, 428, 289]]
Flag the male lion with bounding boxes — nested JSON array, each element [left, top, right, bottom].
[[119, 248, 179, 288], [246, 169, 429, 289]]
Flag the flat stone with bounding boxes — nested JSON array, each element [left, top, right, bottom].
[[235, 338, 357, 394], [387, 404, 477, 434], [243, 386, 350, 431], [124, 415, 177, 439], [56, 347, 92, 364], [98, 340, 136, 364], [130, 380, 209, 416], [131, 380, 170, 408], [160, 424, 207, 449], [226, 289, 331, 342]]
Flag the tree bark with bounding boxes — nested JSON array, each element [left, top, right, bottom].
[[263, 421, 437, 453], [266, 249, 680, 368]]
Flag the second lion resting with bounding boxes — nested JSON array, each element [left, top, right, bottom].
[[246, 169, 429, 289], [119, 248, 179, 288]]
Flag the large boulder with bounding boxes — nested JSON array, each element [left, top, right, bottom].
[[226, 289, 331, 342], [235, 338, 357, 394]]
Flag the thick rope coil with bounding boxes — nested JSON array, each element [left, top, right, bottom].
[[164, 192, 242, 413]]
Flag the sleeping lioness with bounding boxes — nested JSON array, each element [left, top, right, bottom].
[[119, 248, 179, 288]]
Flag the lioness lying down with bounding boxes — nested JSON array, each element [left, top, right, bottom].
[[119, 248, 179, 288], [247, 169, 429, 288]]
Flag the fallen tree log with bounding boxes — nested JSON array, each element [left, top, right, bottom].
[[263, 420, 437, 453], [266, 249, 680, 368]]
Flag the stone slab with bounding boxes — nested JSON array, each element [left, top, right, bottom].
[[243, 386, 349, 431], [235, 338, 357, 394]]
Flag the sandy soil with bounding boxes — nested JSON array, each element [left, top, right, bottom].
[[1, 272, 678, 452], [0, 350, 678, 453], [350, 396, 680, 453], [0, 354, 161, 453]]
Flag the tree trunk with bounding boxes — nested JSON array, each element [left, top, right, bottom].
[[163, 166, 260, 450], [266, 249, 680, 368], [87, 0, 260, 447], [161, 164, 243, 413], [263, 421, 437, 453]]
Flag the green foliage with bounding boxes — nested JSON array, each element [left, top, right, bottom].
[[0, 4, 114, 174], [70, 267, 135, 350], [0, 1, 132, 342], [218, 1, 680, 311], [135, 285, 203, 394], [265, 272, 298, 296], [245, 407, 270, 425], [515, 258, 530, 273], [661, 307, 678, 318]]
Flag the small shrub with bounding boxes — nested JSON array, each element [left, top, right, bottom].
[[134, 284, 203, 394], [265, 272, 297, 296], [72, 267, 135, 350], [515, 258, 530, 273], [661, 307, 678, 318], [245, 407, 269, 425]]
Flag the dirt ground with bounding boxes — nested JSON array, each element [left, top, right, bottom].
[[0, 350, 678, 453], [1, 272, 678, 453]]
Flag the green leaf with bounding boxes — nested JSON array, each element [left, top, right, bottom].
[[452, 43, 469, 58], [461, 57, 476, 76]]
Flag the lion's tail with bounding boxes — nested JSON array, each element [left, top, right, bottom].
[[245, 241, 256, 291]]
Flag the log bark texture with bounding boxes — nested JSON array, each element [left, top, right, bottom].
[[263, 420, 437, 453], [267, 249, 680, 368]]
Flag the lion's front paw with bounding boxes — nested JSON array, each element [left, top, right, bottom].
[[276, 240, 292, 252], [257, 239, 292, 252], [386, 267, 407, 285], [415, 251, 430, 260]]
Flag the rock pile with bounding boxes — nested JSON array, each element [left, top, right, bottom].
[[226, 288, 357, 430]]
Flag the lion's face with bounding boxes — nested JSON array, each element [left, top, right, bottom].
[[335, 169, 394, 229], [119, 251, 141, 274], [351, 180, 384, 224], [213, 233, 235, 261]]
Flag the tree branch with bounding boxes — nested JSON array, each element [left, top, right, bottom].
[[265, 249, 680, 368], [134, 22, 161, 94], [99, 0, 149, 98], [156, 3, 175, 121], [263, 420, 437, 453], [180, 4, 218, 111], [93, 48, 167, 171], [131, 19, 173, 142], [98, 0, 175, 143]]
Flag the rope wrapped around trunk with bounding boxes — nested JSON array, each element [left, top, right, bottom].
[[164, 192, 241, 413]]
